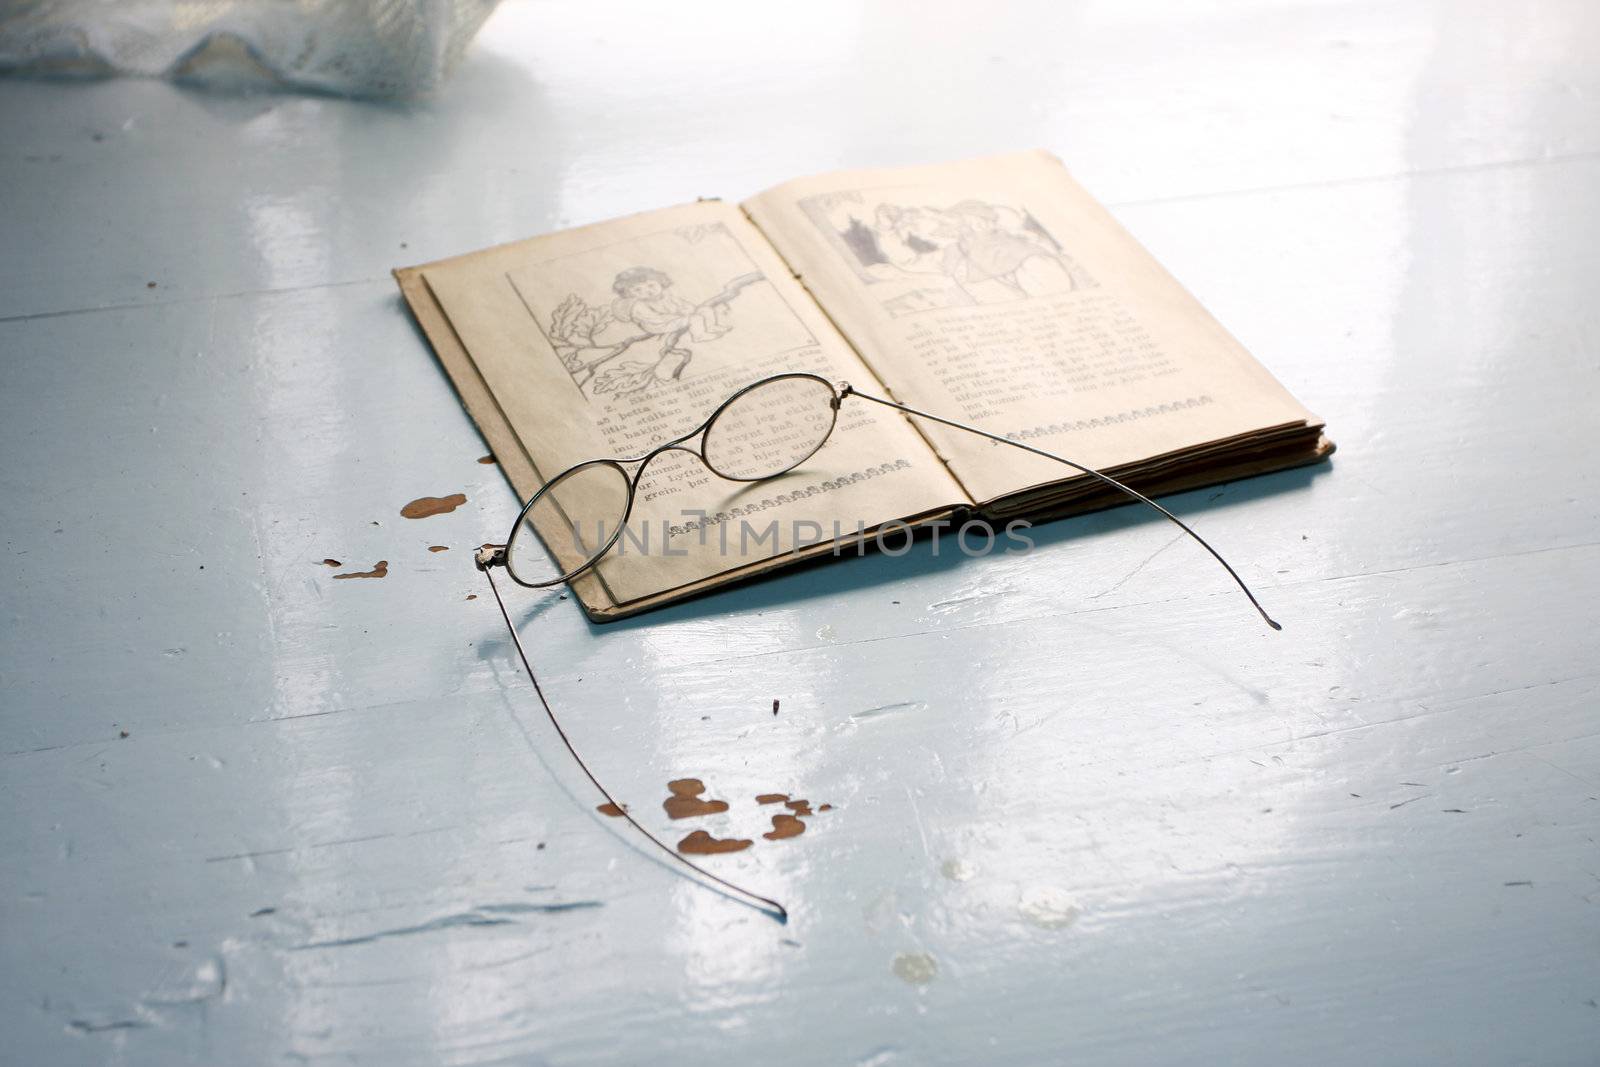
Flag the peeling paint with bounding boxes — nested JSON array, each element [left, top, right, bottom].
[[663, 778, 729, 820], [333, 560, 388, 580], [764, 813, 806, 840], [677, 830, 751, 855], [400, 493, 467, 519]]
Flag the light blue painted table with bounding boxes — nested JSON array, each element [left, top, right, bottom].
[[3, 2, 1597, 1063]]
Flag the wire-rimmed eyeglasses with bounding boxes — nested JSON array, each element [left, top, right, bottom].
[[475, 372, 1281, 921]]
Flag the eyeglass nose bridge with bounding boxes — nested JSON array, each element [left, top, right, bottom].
[[623, 440, 718, 488], [627, 438, 745, 502]]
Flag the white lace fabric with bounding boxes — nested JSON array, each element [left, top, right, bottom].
[[0, 0, 502, 98]]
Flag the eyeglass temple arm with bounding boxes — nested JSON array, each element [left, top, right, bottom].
[[838, 384, 1282, 631], [473, 545, 789, 922]]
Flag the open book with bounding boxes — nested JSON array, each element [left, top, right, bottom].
[[396, 151, 1332, 621]]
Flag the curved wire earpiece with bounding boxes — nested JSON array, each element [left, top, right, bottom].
[[840, 384, 1282, 631], [477, 553, 787, 923]]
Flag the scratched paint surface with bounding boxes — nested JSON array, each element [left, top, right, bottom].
[[2, 1, 1598, 1064]]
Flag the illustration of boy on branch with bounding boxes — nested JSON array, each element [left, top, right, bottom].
[[548, 266, 765, 397]]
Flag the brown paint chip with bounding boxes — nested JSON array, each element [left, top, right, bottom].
[[320, 558, 341, 567], [478, 454, 496, 464], [784, 799, 814, 817], [677, 830, 751, 855], [334, 561, 388, 580], [465, 594, 477, 601], [401, 493, 467, 519], [763, 814, 806, 841], [596, 802, 627, 817], [756, 793, 789, 805], [664, 778, 730, 820], [818, 803, 833, 812], [428, 545, 449, 553]]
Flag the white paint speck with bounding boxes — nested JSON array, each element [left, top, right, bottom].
[[941, 858, 976, 882], [1019, 886, 1080, 929], [891, 952, 938, 985]]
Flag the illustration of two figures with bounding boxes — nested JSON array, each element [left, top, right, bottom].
[[549, 267, 764, 396], [841, 198, 1094, 312]]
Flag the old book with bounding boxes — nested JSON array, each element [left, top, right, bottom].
[[395, 150, 1332, 621]]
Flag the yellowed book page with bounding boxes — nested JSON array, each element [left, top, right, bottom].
[[744, 151, 1322, 506], [419, 200, 965, 605]]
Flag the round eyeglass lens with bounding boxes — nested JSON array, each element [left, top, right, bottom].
[[506, 460, 632, 586], [702, 376, 837, 481]]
